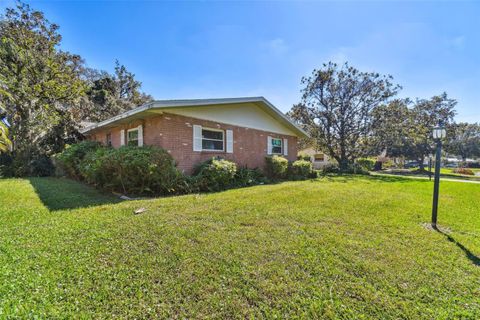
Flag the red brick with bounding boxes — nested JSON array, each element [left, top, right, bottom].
[[88, 113, 298, 174]]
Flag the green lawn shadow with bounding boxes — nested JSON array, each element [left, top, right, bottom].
[[28, 177, 122, 211], [434, 227, 480, 267]]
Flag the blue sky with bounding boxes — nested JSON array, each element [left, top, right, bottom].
[[2, 1, 479, 122]]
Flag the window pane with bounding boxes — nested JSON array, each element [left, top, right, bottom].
[[272, 146, 282, 154], [271, 138, 282, 154], [314, 154, 324, 161], [202, 129, 223, 140], [128, 130, 138, 140], [202, 139, 223, 150], [272, 138, 282, 146]]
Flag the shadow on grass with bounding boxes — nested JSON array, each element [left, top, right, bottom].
[[313, 173, 420, 184], [434, 227, 480, 267], [29, 177, 122, 211]]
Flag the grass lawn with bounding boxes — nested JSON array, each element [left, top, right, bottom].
[[1, 176, 479, 318]]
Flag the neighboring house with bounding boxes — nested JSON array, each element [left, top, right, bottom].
[[80, 97, 308, 173], [299, 147, 335, 169]]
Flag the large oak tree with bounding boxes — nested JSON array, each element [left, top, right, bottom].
[[289, 62, 400, 170]]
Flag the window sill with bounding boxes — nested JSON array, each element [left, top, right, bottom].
[[199, 150, 226, 153]]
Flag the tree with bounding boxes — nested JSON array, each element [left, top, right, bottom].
[[0, 120, 12, 153], [289, 62, 400, 170], [369, 94, 457, 170], [0, 2, 86, 174], [445, 122, 480, 162], [369, 99, 414, 159], [80, 61, 153, 122], [408, 93, 456, 170]]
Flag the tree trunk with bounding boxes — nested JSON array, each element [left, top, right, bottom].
[[419, 156, 425, 171]]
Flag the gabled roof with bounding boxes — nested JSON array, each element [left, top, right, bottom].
[[80, 96, 309, 138]]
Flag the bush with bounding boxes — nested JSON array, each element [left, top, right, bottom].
[[453, 168, 475, 176], [0, 153, 13, 178], [234, 167, 266, 187], [356, 158, 375, 171], [80, 146, 185, 195], [30, 155, 55, 177], [193, 158, 237, 192], [297, 153, 311, 162], [57, 141, 102, 179], [322, 163, 369, 175], [265, 155, 288, 179], [322, 164, 340, 174], [289, 160, 313, 180]]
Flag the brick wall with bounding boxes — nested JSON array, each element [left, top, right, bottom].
[[88, 112, 298, 174]]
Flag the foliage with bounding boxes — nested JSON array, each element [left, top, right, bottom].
[[0, 119, 12, 153], [264, 155, 288, 179], [79, 146, 185, 195], [289, 62, 400, 171], [322, 163, 370, 175], [370, 94, 456, 169], [0, 3, 154, 176], [80, 61, 153, 122], [234, 167, 266, 187], [444, 122, 480, 161], [0, 2, 86, 174], [0, 153, 13, 177], [193, 158, 237, 192], [56, 140, 102, 179], [369, 99, 413, 158], [30, 154, 55, 177], [356, 158, 375, 171], [289, 159, 313, 179], [452, 168, 475, 176], [297, 153, 311, 161], [2, 176, 480, 318]]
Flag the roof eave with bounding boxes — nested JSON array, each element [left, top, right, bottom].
[[80, 97, 310, 138]]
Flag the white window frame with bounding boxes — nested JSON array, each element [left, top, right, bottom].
[[271, 137, 283, 155], [127, 128, 139, 146], [201, 127, 225, 152]]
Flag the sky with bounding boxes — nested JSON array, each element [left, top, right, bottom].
[[2, 1, 479, 122]]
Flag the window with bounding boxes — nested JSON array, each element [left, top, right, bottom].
[[106, 133, 112, 147], [127, 129, 139, 146], [202, 128, 224, 151], [314, 154, 325, 162], [271, 138, 282, 154]]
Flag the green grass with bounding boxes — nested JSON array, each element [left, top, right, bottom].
[[1, 176, 479, 318]]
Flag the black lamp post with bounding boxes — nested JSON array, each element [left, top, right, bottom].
[[431, 122, 446, 228]]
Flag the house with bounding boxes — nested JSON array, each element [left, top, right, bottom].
[[80, 97, 308, 173], [299, 147, 335, 169]]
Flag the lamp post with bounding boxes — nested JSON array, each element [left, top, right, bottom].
[[431, 122, 447, 228]]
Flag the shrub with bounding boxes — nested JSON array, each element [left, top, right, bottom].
[[297, 153, 311, 162], [356, 158, 375, 171], [234, 167, 265, 187], [289, 160, 313, 180], [57, 141, 102, 179], [322, 164, 340, 174], [322, 163, 369, 175], [265, 155, 288, 179], [0, 153, 13, 178], [80, 146, 185, 195], [193, 158, 237, 192], [453, 168, 475, 176], [30, 155, 55, 177]]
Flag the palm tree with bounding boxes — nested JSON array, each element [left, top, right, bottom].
[[0, 120, 12, 153]]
